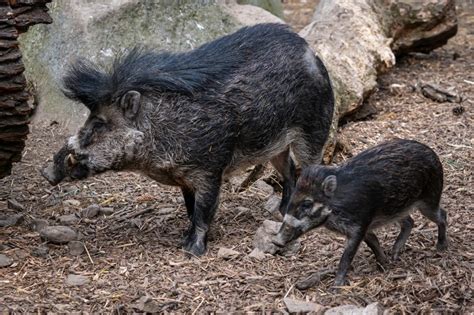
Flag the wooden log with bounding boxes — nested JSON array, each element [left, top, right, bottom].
[[300, 0, 457, 162]]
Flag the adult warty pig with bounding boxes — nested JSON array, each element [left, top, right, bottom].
[[273, 139, 447, 286], [42, 24, 335, 256]]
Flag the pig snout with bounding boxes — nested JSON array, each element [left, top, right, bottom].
[[41, 162, 65, 186]]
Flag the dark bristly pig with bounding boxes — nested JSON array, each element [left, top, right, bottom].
[[273, 139, 448, 287], [41, 24, 335, 256]]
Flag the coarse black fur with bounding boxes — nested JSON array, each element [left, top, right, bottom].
[[43, 23, 335, 256], [275, 139, 447, 287], [62, 24, 308, 110]]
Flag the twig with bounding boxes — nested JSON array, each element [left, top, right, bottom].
[[84, 243, 94, 265], [191, 297, 205, 315]]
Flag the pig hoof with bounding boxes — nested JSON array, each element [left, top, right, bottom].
[[436, 242, 448, 251], [333, 277, 349, 288], [183, 238, 207, 256]]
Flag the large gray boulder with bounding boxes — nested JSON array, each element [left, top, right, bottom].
[[20, 0, 283, 130]]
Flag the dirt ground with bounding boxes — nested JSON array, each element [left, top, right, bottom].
[[1, 3, 473, 314]]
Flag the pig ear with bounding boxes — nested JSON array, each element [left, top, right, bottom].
[[322, 175, 337, 197], [120, 90, 141, 118]]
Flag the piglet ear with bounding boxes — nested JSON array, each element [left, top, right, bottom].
[[120, 90, 141, 119], [322, 175, 337, 197]]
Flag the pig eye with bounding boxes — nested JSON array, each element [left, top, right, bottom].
[[300, 199, 313, 212]]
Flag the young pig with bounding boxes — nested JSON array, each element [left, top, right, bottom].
[[273, 139, 448, 287]]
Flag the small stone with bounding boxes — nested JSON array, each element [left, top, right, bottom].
[[283, 297, 325, 314], [264, 195, 283, 221], [31, 218, 49, 232], [39, 226, 77, 244], [0, 213, 23, 227], [65, 274, 89, 286], [0, 254, 13, 267], [63, 199, 81, 207], [58, 214, 80, 225], [325, 305, 364, 315], [363, 303, 384, 315], [134, 296, 161, 313], [217, 247, 240, 260], [7, 199, 25, 211], [99, 207, 114, 215], [32, 244, 49, 258], [252, 179, 274, 196], [248, 248, 266, 260], [81, 204, 100, 218], [68, 241, 85, 256]]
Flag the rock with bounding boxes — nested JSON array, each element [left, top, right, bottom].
[[388, 83, 415, 96], [31, 244, 49, 258], [236, 0, 284, 19], [253, 220, 301, 256], [283, 297, 325, 314], [0, 254, 13, 267], [301, 0, 458, 159], [325, 305, 364, 315], [7, 198, 25, 211], [0, 213, 23, 227], [68, 241, 85, 256], [264, 194, 283, 221], [31, 218, 49, 232], [363, 303, 384, 315], [325, 303, 383, 315], [65, 274, 89, 286], [134, 296, 161, 313], [217, 247, 240, 260], [21, 0, 283, 129], [99, 207, 114, 215], [252, 179, 274, 196], [248, 248, 266, 260], [39, 226, 77, 244], [81, 204, 100, 218], [63, 199, 81, 207], [58, 214, 80, 225]]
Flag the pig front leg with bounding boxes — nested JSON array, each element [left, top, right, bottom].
[[334, 227, 366, 287], [182, 174, 222, 256]]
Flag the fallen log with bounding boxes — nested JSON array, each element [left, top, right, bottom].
[[300, 0, 457, 162]]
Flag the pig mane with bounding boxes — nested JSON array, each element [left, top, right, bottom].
[[61, 24, 300, 110]]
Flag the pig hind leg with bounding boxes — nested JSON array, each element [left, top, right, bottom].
[[181, 187, 195, 219], [291, 132, 325, 168], [391, 215, 414, 260], [419, 202, 448, 251], [183, 174, 222, 256], [270, 148, 296, 215], [364, 231, 389, 268]]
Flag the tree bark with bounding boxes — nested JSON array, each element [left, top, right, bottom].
[[0, 0, 51, 178], [299, 0, 457, 162]]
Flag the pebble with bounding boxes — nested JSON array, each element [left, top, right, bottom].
[[0, 254, 13, 267], [32, 244, 49, 258], [99, 207, 114, 215], [65, 274, 89, 286], [39, 226, 77, 244], [68, 241, 85, 256], [283, 297, 325, 314], [0, 213, 23, 227], [325, 303, 383, 315], [63, 199, 81, 207], [252, 179, 274, 196], [217, 247, 240, 260], [58, 214, 80, 225], [81, 204, 100, 218]]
